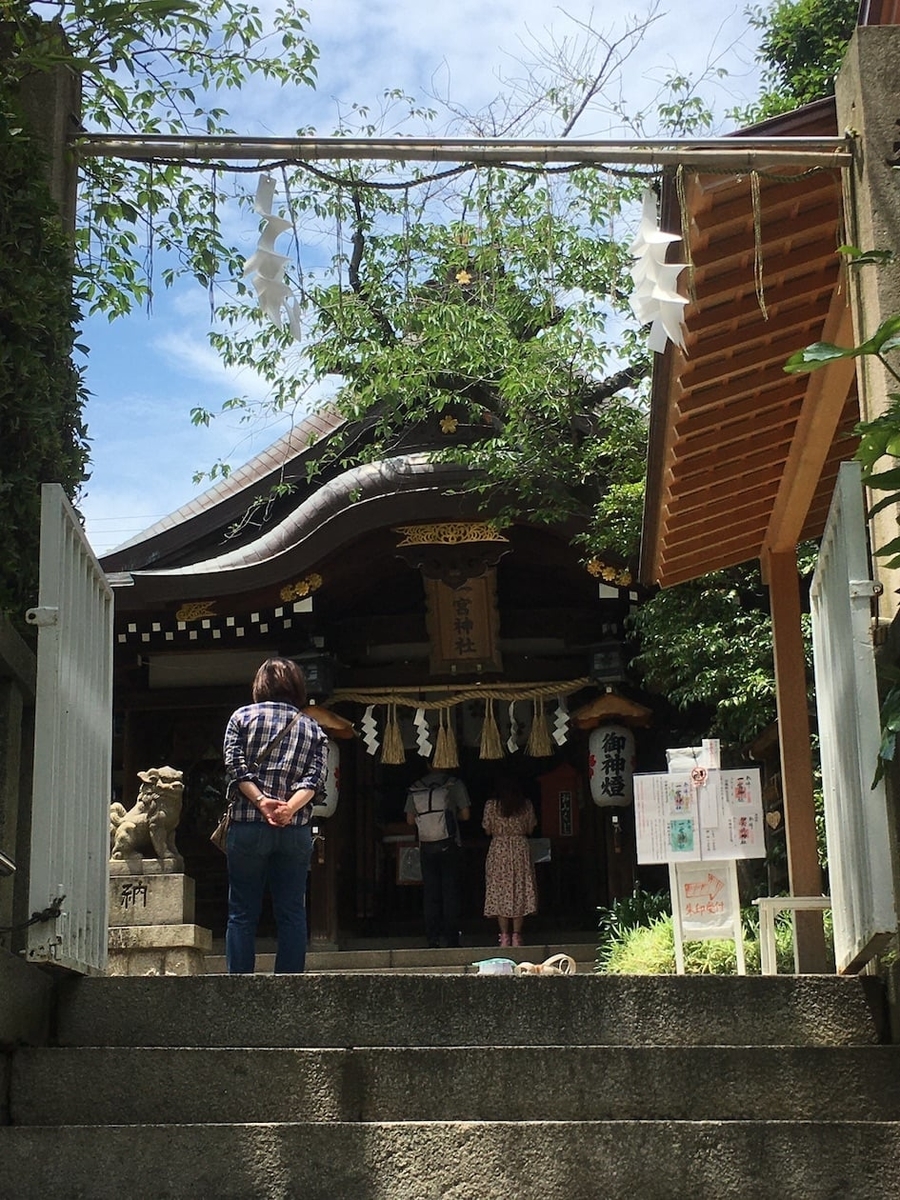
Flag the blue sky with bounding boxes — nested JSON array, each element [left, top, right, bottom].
[[79, 1, 762, 556]]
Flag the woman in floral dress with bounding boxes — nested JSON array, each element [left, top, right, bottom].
[[482, 778, 537, 946]]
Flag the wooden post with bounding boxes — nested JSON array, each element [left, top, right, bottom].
[[765, 549, 829, 972]]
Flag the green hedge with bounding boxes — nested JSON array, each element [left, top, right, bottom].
[[596, 909, 834, 975], [0, 93, 89, 621]]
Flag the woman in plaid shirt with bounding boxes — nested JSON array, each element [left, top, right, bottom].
[[223, 657, 328, 973]]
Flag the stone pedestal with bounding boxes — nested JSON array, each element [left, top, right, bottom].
[[109, 870, 196, 926], [107, 924, 212, 977], [108, 860, 212, 976]]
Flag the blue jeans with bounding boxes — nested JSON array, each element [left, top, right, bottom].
[[225, 821, 313, 973]]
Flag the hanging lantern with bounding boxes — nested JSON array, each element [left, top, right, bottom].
[[588, 638, 627, 685], [588, 723, 636, 807], [313, 738, 340, 818], [294, 653, 336, 699]]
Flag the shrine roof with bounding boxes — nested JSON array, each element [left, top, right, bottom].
[[639, 97, 859, 588], [101, 405, 347, 572]]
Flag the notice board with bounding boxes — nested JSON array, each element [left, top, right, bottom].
[[634, 768, 764, 864]]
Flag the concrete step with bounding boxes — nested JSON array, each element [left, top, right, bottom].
[[10, 1044, 900, 1125], [204, 940, 599, 974], [54, 973, 887, 1048], [2, 1120, 899, 1199]]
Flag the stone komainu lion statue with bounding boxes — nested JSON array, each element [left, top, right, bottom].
[[109, 766, 184, 861]]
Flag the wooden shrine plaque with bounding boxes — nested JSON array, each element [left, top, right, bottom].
[[424, 570, 502, 675]]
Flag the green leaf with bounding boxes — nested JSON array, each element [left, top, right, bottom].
[[783, 340, 861, 373], [867, 494, 900, 520], [838, 244, 895, 267], [865, 313, 900, 355], [863, 466, 900, 492], [872, 531, 900, 559]]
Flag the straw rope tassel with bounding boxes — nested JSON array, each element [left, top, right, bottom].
[[479, 698, 504, 760], [380, 703, 405, 765], [750, 169, 768, 321], [432, 706, 459, 769], [526, 699, 552, 758], [675, 164, 697, 304]]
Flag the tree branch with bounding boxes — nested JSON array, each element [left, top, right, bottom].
[[582, 363, 647, 407], [343, 189, 396, 347]]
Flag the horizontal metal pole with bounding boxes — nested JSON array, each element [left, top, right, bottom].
[[73, 133, 854, 170]]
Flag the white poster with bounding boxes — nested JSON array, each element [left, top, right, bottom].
[[634, 772, 698, 862], [635, 768, 764, 864], [674, 862, 738, 936]]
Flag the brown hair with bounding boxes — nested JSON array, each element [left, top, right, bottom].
[[251, 657, 308, 708], [495, 777, 528, 819]]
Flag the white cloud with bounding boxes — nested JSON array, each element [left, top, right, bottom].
[[153, 327, 272, 404]]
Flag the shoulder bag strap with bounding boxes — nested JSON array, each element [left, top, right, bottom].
[[252, 711, 303, 770]]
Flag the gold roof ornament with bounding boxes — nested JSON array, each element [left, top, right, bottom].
[[585, 558, 632, 586], [280, 573, 323, 602], [394, 522, 508, 546], [570, 692, 653, 729], [175, 600, 217, 622]]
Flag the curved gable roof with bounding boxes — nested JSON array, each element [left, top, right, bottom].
[[101, 406, 347, 570]]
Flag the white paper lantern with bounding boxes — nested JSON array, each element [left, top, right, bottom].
[[312, 737, 340, 818], [588, 723, 635, 807]]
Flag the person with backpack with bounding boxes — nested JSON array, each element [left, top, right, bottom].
[[405, 767, 471, 948]]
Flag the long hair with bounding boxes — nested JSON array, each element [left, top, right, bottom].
[[251, 657, 308, 708], [495, 777, 528, 819]]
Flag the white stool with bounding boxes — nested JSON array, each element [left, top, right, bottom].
[[752, 896, 831, 974]]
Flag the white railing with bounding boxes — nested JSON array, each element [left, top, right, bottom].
[[810, 462, 897, 972], [24, 484, 113, 973]]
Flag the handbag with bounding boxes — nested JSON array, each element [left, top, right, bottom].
[[210, 711, 304, 852], [210, 806, 231, 852]]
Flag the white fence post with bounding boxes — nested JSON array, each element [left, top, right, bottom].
[[810, 461, 897, 972], [24, 484, 113, 974]]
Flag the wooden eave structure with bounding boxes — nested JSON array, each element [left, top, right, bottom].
[[637, 95, 869, 970], [640, 97, 859, 590]]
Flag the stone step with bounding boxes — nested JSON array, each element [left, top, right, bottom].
[[204, 940, 598, 974], [9, 1044, 900, 1125], [54, 973, 886, 1048], [2, 1120, 899, 1199]]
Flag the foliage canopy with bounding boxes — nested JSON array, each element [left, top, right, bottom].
[[0, 0, 318, 614], [0, 87, 89, 616], [732, 0, 859, 124], [3, 0, 855, 755]]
